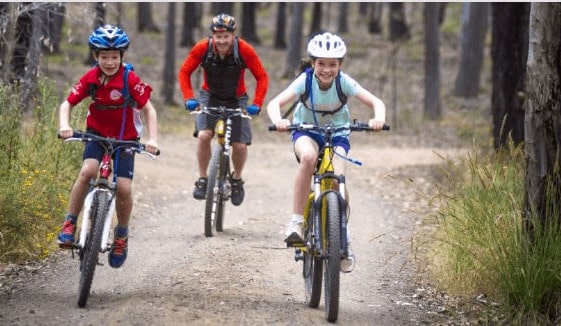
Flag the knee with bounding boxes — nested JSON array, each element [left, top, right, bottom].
[[198, 130, 213, 143], [299, 153, 317, 169]]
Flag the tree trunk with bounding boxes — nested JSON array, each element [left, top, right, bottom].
[[368, 3, 383, 34], [0, 3, 19, 83], [284, 3, 304, 78], [161, 2, 176, 106], [211, 3, 234, 17], [274, 2, 287, 49], [338, 3, 348, 34], [523, 2, 561, 238], [310, 3, 322, 37], [84, 3, 106, 66], [241, 3, 260, 45], [180, 3, 200, 47], [21, 4, 45, 113], [137, 3, 160, 33], [491, 3, 530, 149], [43, 3, 65, 54], [389, 3, 410, 42], [424, 3, 441, 120], [454, 3, 489, 98]]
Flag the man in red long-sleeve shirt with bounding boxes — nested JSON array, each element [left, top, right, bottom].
[[178, 13, 268, 206]]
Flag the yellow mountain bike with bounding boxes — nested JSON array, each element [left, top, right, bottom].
[[269, 121, 389, 322], [192, 106, 251, 237]]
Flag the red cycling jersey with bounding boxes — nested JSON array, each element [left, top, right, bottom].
[[66, 65, 153, 140], [178, 37, 268, 107]]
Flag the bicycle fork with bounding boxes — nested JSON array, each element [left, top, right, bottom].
[[295, 175, 349, 261], [78, 188, 116, 252]]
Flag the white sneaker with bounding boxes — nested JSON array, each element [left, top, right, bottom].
[[284, 217, 304, 246], [341, 245, 355, 273]]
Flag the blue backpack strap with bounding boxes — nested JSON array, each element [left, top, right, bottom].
[[334, 71, 347, 105], [122, 62, 138, 108]]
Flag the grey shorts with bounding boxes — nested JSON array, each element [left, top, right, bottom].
[[194, 90, 252, 145]]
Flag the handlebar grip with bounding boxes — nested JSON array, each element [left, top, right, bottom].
[[268, 125, 277, 131], [383, 124, 390, 131]]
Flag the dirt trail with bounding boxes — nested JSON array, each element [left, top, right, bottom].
[[0, 131, 466, 325]]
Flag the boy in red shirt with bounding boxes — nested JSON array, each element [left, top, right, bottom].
[[57, 25, 159, 269]]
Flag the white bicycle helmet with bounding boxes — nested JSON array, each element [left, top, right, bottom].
[[307, 32, 346, 59]]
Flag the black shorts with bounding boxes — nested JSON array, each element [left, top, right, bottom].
[[194, 90, 252, 145]]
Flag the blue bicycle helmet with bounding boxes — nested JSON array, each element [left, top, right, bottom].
[[88, 24, 130, 51]]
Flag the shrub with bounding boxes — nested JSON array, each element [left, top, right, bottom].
[[0, 80, 84, 262]]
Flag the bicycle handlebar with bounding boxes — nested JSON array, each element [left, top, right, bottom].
[[267, 122, 390, 132], [58, 131, 161, 158], [190, 106, 252, 120]]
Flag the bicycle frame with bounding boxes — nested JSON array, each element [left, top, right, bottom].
[[309, 141, 349, 259]]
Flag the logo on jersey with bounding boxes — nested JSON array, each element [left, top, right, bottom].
[[110, 89, 122, 101]]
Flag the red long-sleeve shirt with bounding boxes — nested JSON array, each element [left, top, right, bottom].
[[178, 37, 268, 107]]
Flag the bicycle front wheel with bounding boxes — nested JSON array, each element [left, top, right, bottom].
[[215, 149, 230, 233], [324, 191, 341, 322], [77, 190, 108, 308], [205, 145, 225, 237], [304, 195, 322, 308]]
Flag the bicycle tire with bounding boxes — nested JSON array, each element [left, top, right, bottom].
[[77, 190, 108, 308], [215, 150, 230, 233], [304, 196, 323, 308], [324, 191, 341, 322], [205, 145, 224, 237]]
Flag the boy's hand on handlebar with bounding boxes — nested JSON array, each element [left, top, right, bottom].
[[58, 126, 73, 139], [368, 119, 386, 131], [274, 119, 291, 131], [145, 139, 159, 155]]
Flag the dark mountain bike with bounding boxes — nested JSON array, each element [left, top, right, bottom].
[[60, 131, 159, 308], [192, 106, 251, 237], [269, 121, 389, 322]]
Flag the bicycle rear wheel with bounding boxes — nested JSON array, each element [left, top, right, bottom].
[[205, 145, 225, 237], [304, 195, 322, 308], [77, 190, 108, 308], [324, 192, 341, 322]]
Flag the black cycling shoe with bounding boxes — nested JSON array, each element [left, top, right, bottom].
[[193, 177, 207, 200], [230, 178, 245, 206]]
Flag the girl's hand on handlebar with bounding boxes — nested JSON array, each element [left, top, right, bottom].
[[368, 119, 386, 131], [58, 126, 74, 139], [274, 119, 291, 132]]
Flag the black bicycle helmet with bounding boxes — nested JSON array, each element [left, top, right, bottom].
[[88, 24, 130, 52], [210, 13, 236, 32]]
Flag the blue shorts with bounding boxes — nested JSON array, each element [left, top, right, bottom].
[[83, 139, 136, 180], [292, 130, 351, 153]]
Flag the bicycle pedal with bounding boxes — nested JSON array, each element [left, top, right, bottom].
[[285, 235, 305, 248], [294, 249, 304, 261]]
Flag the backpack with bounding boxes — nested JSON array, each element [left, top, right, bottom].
[[283, 66, 348, 119], [202, 36, 243, 66]]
